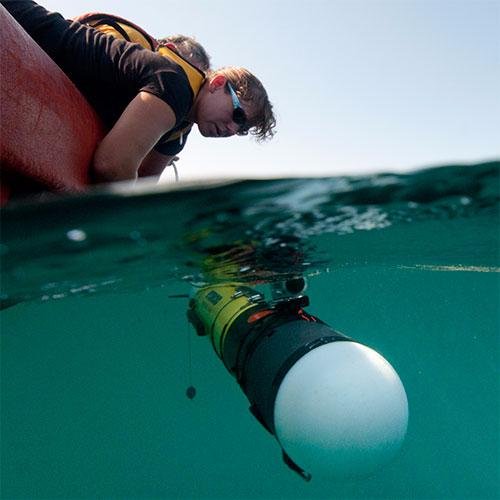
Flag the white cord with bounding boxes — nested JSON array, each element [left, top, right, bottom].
[[172, 160, 179, 182]]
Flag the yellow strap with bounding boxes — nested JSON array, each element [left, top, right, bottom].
[[89, 21, 153, 49], [116, 23, 151, 48], [157, 46, 205, 95]]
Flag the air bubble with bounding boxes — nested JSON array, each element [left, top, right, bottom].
[[66, 229, 87, 242]]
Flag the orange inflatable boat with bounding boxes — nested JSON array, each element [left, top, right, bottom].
[[0, 5, 105, 205]]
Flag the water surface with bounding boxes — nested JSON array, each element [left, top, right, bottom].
[[1, 161, 499, 498]]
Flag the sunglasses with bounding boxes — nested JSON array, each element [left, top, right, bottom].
[[226, 82, 248, 133]]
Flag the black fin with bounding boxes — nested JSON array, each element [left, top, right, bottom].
[[282, 451, 312, 482]]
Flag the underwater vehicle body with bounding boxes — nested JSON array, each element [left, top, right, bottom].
[[188, 283, 409, 479]]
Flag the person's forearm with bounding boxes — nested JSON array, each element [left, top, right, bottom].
[[92, 142, 139, 183], [138, 150, 176, 178]]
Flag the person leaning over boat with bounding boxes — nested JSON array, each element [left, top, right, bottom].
[[72, 12, 211, 177], [0, 1, 276, 182]]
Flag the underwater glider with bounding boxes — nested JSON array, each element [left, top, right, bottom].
[[1, 4, 408, 479], [187, 281, 409, 480]]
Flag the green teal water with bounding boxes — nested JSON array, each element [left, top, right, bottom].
[[1, 162, 499, 498]]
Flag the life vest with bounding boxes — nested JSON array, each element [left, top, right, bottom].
[[155, 45, 205, 144], [75, 13, 205, 146], [73, 12, 158, 50]]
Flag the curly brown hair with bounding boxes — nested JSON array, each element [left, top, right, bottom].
[[210, 67, 276, 141]]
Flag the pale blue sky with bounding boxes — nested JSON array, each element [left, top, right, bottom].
[[43, 0, 499, 180]]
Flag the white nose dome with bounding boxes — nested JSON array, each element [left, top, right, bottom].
[[273, 341, 409, 478]]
